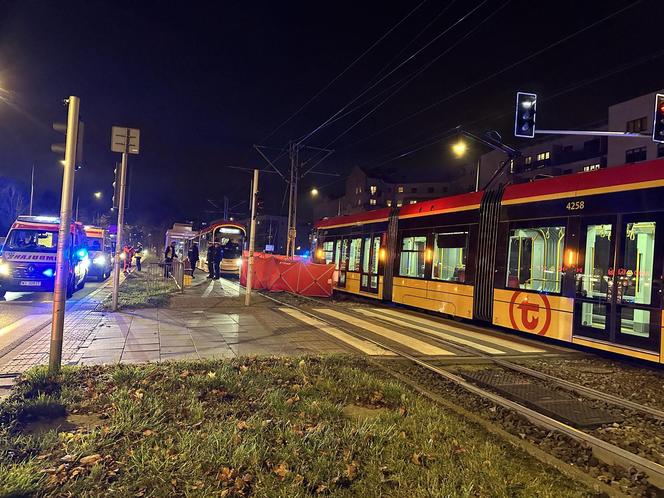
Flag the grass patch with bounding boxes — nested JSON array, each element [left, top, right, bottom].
[[102, 269, 176, 310], [0, 356, 592, 497]]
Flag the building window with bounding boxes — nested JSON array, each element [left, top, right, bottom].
[[397, 186, 404, 193], [536, 151, 550, 161], [626, 116, 648, 133], [386, 200, 392, 207], [509, 159, 514, 173], [357, 199, 361, 206], [396, 200, 403, 207], [369, 199, 376, 206], [443, 186, 448, 193], [399, 235, 427, 278], [427, 187, 434, 193], [524, 156, 532, 165], [626, 147, 647, 163], [658, 144, 664, 158], [370, 185, 377, 195], [583, 164, 601, 172], [432, 231, 468, 282], [409, 200, 417, 205], [506, 225, 566, 294], [411, 187, 418, 193]]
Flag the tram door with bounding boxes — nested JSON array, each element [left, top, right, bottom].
[[360, 235, 381, 293], [336, 238, 349, 288], [574, 215, 662, 351]]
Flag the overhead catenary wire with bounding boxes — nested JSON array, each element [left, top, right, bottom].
[[297, 0, 492, 145], [365, 46, 664, 169], [342, 0, 643, 152], [258, 0, 429, 143]]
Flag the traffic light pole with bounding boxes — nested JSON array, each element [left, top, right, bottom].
[[245, 169, 259, 306], [49, 96, 80, 375], [111, 148, 128, 311]]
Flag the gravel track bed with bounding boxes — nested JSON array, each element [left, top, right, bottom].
[[515, 358, 664, 412], [379, 359, 660, 497], [445, 365, 664, 466]]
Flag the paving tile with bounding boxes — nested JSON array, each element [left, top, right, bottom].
[[121, 351, 160, 362]]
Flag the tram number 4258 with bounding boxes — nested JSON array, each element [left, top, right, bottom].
[[565, 200, 585, 211]]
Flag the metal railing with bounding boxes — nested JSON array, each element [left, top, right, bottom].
[[145, 260, 185, 293]]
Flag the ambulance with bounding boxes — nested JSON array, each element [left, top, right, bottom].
[[0, 216, 89, 298]]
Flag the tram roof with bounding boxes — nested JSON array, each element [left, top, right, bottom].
[[502, 157, 664, 206], [315, 158, 664, 228]]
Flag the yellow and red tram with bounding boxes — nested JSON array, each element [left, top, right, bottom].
[[313, 158, 664, 363], [197, 221, 246, 275]]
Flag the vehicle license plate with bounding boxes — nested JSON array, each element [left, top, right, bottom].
[[20, 280, 40, 286]]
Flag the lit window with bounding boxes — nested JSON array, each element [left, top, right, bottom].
[[583, 164, 600, 172], [506, 225, 566, 294], [322, 241, 334, 265], [397, 186, 404, 193], [409, 200, 417, 205], [386, 200, 392, 207], [370, 185, 377, 195], [536, 151, 550, 161], [399, 235, 427, 278], [524, 156, 532, 165], [369, 199, 376, 206], [348, 238, 362, 271], [357, 199, 361, 206], [432, 231, 468, 282], [396, 200, 403, 207]]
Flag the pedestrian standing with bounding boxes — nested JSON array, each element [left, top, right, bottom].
[[164, 242, 177, 278], [206, 243, 215, 279], [213, 241, 223, 280], [134, 243, 143, 271], [122, 245, 132, 274], [188, 242, 200, 278]]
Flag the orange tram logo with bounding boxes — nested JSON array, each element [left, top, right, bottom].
[[508, 291, 552, 336]]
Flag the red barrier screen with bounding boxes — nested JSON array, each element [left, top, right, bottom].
[[240, 252, 334, 297]]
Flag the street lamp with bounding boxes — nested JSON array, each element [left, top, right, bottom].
[[94, 191, 102, 199], [310, 187, 319, 197], [451, 140, 467, 158]]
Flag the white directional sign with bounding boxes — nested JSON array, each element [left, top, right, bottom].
[[111, 126, 140, 154]]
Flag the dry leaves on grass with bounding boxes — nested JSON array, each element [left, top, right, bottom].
[[273, 462, 289, 480]]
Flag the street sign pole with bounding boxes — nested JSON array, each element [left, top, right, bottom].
[[245, 169, 259, 306], [110, 126, 140, 312], [49, 96, 80, 375]]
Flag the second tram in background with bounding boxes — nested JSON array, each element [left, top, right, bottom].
[[313, 158, 664, 364]]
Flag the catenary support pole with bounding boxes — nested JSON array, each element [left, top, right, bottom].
[[111, 139, 129, 311], [29, 164, 35, 216], [245, 169, 259, 306], [49, 96, 80, 375]]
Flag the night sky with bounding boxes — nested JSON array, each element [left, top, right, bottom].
[[0, 0, 662, 233]]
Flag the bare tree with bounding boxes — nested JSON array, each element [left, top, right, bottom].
[[0, 182, 26, 229]]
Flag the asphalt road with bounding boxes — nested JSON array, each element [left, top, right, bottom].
[[0, 277, 107, 330]]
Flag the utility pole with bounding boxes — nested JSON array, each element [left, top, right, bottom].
[[49, 96, 80, 375], [110, 126, 140, 311], [74, 196, 79, 221], [245, 169, 259, 306], [28, 164, 35, 216]]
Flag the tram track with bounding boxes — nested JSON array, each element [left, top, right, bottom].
[[219, 280, 664, 495]]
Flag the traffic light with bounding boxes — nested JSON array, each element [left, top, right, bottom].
[[514, 92, 537, 138], [652, 94, 664, 143], [51, 120, 85, 169], [112, 163, 120, 209]]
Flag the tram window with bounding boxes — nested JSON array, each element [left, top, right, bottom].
[[339, 239, 349, 270], [334, 240, 341, 270], [577, 224, 612, 300], [349, 238, 362, 271], [322, 241, 334, 264], [432, 231, 468, 282], [399, 235, 427, 278], [362, 237, 371, 273], [506, 226, 565, 293]]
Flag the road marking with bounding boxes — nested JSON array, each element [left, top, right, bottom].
[[314, 308, 454, 356], [371, 308, 546, 353], [355, 308, 506, 355], [202, 281, 215, 298], [279, 308, 394, 356]]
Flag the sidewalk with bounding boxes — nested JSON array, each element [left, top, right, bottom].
[[0, 275, 351, 377]]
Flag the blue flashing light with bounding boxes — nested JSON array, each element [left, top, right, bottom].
[[303, 251, 311, 258], [76, 248, 88, 259], [43, 268, 54, 278]]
